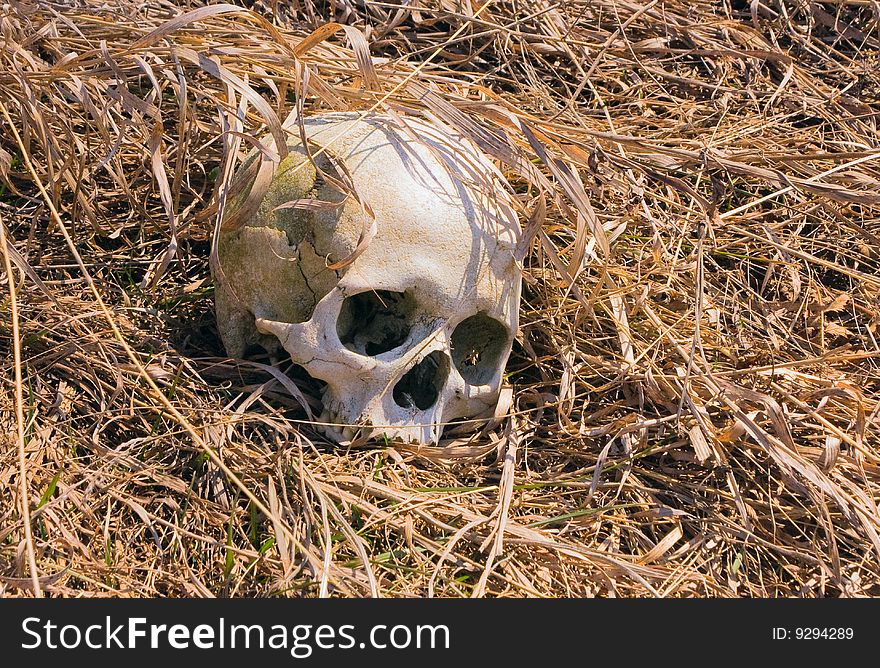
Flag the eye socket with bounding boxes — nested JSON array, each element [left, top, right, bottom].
[[450, 313, 510, 385], [336, 290, 417, 356]]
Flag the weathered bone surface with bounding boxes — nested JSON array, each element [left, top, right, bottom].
[[215, 112, 521, 443]]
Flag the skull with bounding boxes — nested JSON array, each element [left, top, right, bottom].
[[214, 112, 521, 444]]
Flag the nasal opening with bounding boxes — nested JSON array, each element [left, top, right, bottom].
[[392, 351, 450, 411]]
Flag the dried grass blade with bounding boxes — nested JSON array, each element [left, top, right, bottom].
[[175, 47, 287, 161], [520, 121, 610, 258], [0, 213, 42, 597], [142, 120, 178, 290], [128, 4, 252, 50]]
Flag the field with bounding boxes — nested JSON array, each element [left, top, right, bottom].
[[2, 0, 879, 597]]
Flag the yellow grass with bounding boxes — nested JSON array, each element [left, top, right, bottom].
[[1, 0, 879, 597]]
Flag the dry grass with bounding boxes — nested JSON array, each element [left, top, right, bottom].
[[1, 0, 879, 597]]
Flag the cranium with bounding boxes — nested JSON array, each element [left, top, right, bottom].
[[214, 112, 521, 443]]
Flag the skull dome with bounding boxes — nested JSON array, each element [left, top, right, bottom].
[[214, 112, 521, 444]]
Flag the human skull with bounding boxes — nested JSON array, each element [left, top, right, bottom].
[[214, 112, 521, 444]]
